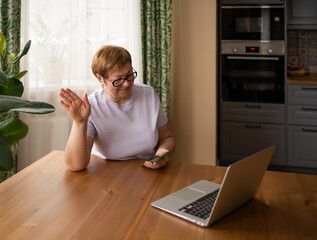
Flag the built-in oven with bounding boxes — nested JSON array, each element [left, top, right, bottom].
[[221, 2, 285, 41], [218, 0, 286, 167], [221, 41, 285, 103]]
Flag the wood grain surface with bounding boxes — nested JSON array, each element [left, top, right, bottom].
[[0, 151, 316, 239]]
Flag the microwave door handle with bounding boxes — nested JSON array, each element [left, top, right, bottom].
[[227, 56, 280, 61]]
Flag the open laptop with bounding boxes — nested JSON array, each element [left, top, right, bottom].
[[151, 145, 275, 227]]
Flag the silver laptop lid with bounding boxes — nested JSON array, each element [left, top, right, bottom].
[[207, 145, 275, 225]]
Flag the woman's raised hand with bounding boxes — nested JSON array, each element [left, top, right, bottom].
[[59, 88, 91, 123]]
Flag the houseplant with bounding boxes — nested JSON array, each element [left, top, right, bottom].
[[0, 32, 55, 174]]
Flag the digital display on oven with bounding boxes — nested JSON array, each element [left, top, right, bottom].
[[246, 46, 260, 53]]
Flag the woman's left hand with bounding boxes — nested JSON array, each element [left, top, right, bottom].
[[144, 156, 168, 169]]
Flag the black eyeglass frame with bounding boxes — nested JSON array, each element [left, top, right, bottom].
[[104, 69, 137, 87]]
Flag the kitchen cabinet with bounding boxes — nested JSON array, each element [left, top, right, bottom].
[[221, 121, 285, 165], [287, 0, 317, 29], [288, 84, 317, 105], [220, 102, 285, 166], [287, 84, 317, 168], [288, 126, 317, 168], [222, 102, 285, 124]]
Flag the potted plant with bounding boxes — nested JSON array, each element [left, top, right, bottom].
[[0, 32, 55, 177]]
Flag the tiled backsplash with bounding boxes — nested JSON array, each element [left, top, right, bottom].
[[287, 30, 317, 73]]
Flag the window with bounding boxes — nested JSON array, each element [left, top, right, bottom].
[[19, 0, 142, 170]]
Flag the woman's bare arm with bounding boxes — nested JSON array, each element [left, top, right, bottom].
[[59, 88, 93, 171]]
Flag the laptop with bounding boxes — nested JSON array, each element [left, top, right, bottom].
[[151, 145, 275, 227]]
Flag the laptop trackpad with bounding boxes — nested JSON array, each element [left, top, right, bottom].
[[172, 188, 205, 201]]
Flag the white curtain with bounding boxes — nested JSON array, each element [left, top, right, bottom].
[[18, 0, 142, 170]]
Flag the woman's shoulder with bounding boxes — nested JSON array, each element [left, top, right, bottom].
[[133, 83, 154, 90], [88, 88, 104, 103], [132, 84, 161, 106], [133, 83, 156, 96]]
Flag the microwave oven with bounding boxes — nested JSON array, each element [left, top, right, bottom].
[[220, 4, 285, 41]]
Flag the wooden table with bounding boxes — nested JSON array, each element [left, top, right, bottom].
[[0, 151, 316, 240]]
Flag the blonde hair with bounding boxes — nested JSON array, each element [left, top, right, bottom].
[[91, 45, 132, 78]]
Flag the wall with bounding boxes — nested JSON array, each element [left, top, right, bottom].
[[171, 0, 217, 165], [287, 30, 317, 73]]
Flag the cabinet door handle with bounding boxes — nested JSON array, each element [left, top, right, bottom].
[[245, 125, 262, 129], [302, 107, 317, 111], [301, 87, 317, 91], [245, 104, 261, 109], [302, 128, 317, 133]]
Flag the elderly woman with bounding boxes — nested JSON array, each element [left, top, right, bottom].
[[59, 45, 175, 171]]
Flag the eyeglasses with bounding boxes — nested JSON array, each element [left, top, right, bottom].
[[104, 70, 137, 87]]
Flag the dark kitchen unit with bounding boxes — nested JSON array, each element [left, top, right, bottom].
[[286, 0, 317, 171], [218, 0, 317, 174], [218, 0, 288, 169]]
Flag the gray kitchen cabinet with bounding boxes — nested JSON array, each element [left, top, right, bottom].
[[288, 85, 317, 105], [220, 102, 285, 166], [222, 102, 285, 124], [221, 121, 285, 165], [288, 125, 317, 168], [287, 0, 317, 29], [288, 105, 317, 126], [287, 84, 317, 168]]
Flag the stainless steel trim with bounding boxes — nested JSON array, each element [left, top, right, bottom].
[[227, 56, 280, 60], [221, 41, 285, 55], [221, 6, 284, 9], [221, 40, 285, 44]]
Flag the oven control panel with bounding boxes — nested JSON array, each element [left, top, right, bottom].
[[221, 41, 284, 55]]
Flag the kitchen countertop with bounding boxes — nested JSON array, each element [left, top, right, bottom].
[[288, 73, 317, 85]]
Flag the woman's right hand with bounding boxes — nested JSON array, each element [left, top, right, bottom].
[[59, 88, 91, 123]]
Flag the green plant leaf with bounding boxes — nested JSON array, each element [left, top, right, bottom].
[[11, 70, 27, 80], [0, 134, 13, 171], [0, 78, 23, 97], [0, 32, 6, 59], [10, 40, 31, 64], [0, 95, 55, 114], [0, 118, 28, 145], [9, 53, 16, 61], [0, 70, 9, 87]]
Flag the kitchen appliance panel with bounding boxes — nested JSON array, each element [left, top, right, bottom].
[[221, 0, 285, 4], [221, 52, 285, 103], [221, 5, 285, 41], [222, 40, 284, 55]]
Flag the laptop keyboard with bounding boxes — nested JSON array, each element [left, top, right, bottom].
[[179, 189, 220, 220]]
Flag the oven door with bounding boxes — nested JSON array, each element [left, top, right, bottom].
[[221, 55, 285, 103], [221, 6, 284, 41]]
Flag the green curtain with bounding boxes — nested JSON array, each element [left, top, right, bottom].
[[0, 0, 21, 182], [140, 0, 172, 120]]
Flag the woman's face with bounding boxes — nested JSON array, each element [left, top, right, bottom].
[[99, 63, 135, 104]]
